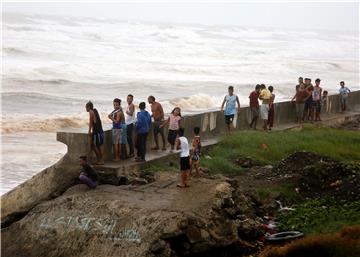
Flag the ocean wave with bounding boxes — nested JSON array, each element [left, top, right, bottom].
[[1, 113, 109, 134], [3, 77, 73, 85], [1, 91, 85, 104], [3, 47, 29, 55], [5, 25, 45, 32], [1, 115, 85, 133], [169, 93, 221, 111]]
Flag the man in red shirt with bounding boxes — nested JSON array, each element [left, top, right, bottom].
[[249, 84, 261, 130]]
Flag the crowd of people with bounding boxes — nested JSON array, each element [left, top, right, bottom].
[[81, 95, 201, 188], [78, 79, 352, 189]]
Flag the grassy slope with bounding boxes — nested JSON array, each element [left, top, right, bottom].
[[147, 126, 360, 234], [201, 126, 360, 174], [201, 126, 360, 234]]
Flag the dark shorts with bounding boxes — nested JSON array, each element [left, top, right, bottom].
[[225, 114, 235, 124], [92, 132, 104, 147], [304, 98, 313, 110], [250, 107, 259, 119], [313, 101, 321, 113], [180, 156, 190, 171], [153, 120, 164, 134], [167, 129, 178, 146]]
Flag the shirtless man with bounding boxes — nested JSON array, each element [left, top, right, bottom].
[[148, 95, 166, 150], [85, 101, 104, 165]]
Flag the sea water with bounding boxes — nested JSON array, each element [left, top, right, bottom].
[[1, 12, 359, 194]]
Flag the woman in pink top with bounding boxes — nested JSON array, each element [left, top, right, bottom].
[[160, 107, 182, 152]]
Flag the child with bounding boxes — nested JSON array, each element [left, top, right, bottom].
[[267, 86, 275, 130], [339, 81, 351, 112], [160, 107, 182, 152], [176, 128, 190, 188], [312, 78, 323, 121], [190, 127, 201, 178], [321, 90, 328, 113], [108, 98, 125, 161], [221, 86, 241, 133], [85, 101, 104, 165], [79, 156, 98, 189]]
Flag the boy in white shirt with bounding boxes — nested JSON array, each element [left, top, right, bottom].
[[176, 128, 190, 188]]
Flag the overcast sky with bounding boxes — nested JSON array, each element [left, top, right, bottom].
[[3, 1, 359, 31]]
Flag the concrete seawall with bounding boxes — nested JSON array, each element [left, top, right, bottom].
[[1, 90, 359, 226]]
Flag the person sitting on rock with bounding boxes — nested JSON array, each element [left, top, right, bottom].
[[79, 156, 98, 189]]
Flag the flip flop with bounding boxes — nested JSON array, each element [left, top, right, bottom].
[[176, 184, 186, 188]]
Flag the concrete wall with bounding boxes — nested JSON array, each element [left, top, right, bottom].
[[82, 90, 360, 162], [1, 91, 359, 226], [106, 91, 360, 160]]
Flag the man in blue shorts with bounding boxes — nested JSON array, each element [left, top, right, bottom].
[[221, 86, 241, 133], [85, 101, 104, 165]]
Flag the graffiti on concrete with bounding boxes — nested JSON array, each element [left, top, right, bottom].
[[39, 216, 140, 243]]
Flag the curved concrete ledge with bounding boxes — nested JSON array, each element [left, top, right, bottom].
[[1, 90, 359, 226]]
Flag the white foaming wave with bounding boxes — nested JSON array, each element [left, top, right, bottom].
[[169, 93, 222, 111], [1, 114, 88, 133], [1, 112, 111, 134]]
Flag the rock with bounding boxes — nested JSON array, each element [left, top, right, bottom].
[[237, 219, 263, 241], [263, 165, 273, 170], [200, 167, 210, 174], [150, 240, 167, 254], [97, 171, 121, 186], [186, 226, 202, 243], [234, 156, 260, 168], [130, 177, 148, 185], [1, 174, 259, 257]]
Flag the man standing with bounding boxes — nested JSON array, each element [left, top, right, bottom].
[[221, 86, 241, 133], [296, 77, 304, 92], [108, 98, 124, 161], [249, 84, 260, 130], [259, 84, 272, 131], [339, 81, 351, 112], [148, 95, 166, 150], [85, 101, 104, 165], [125, 94, 136, 157], [292, 84, 309, 124], [312, 79, 323, 121], [303, 78, 314, 122], [135, 102, 152, 162]]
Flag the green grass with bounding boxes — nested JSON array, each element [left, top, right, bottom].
[[201, 126, 360, 174], [277, 198, 360, 234], [144, 161, 179, 173], [256, 183, 303, 203]]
